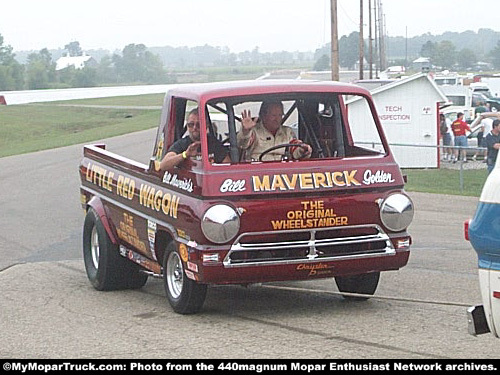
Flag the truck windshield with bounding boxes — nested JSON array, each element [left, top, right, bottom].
[[206, 93, 386, 163]]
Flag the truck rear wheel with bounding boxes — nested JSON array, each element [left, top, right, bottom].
[[334, 272, 380, 300], [163, 242, 207, 314], [83, 208, 147, 291]]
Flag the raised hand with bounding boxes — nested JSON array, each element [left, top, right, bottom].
[[241, 109, 258, 133]]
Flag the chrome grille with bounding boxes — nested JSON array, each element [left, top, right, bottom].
[[223, 225, 394, 267]]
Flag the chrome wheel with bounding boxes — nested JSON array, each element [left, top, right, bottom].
[[162, 243, 207, 314], [166, 251, 183, 299], [90, 226, 100, 270]]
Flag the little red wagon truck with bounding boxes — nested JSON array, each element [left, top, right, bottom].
[[79, 80, 414, 314]]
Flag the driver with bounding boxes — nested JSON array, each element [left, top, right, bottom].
[[237, 100, 312, 161]]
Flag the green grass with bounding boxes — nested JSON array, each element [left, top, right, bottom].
[[0, 95, 162, 158], [402, 168, 488, 197]]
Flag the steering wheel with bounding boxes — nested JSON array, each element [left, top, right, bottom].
[[258, 142, 309, 161]]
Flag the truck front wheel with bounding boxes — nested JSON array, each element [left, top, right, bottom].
[[163, 242, 207, 314], [83, 208, 147, 290], [334, 272, 380, 300]]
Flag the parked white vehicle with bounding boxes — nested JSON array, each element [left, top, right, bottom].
[[439, 85, 476, 122], [465, 156, 500, 338]]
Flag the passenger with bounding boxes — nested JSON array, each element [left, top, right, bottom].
[[159, 108, 230, 171], [237, 100, 312, 161], [485, 119, 500, 174]]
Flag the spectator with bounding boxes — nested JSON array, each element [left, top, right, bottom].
[[485, 119, 500, 174], [474, 101, 488, 115], [471, 112, 497, 162], [472, 121, 485, 162], [440, 114, 453, 161], [451, 112, 471, 163]]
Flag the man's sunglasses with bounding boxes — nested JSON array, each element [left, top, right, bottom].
[[187, 121, 201, 128]]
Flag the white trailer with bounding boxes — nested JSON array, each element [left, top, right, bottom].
[[348, 73, 448, 168]]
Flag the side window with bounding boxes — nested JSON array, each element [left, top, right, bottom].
[[345, 95, 386, 155], [311, 99, 345, 158], [160, 98, 201, 166], [164, 98, 200, 147], [207, 105, 232, 143], [157, 97, 232, 170]]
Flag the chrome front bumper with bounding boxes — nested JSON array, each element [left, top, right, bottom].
[[223, 224, 396, 268]]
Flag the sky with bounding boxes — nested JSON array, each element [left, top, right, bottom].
[[1, 0, 498, 53]]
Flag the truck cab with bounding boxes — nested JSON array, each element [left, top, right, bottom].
[[80, 80, 414, 314]]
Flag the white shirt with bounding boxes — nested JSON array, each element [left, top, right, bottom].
[[481, 117, 493, 135], [237, 122, 300, 161], [446, 118, 453, 136]]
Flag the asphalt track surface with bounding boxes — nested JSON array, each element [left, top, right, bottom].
[[1, 129, 499, 358]]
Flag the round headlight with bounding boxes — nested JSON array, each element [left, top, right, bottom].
[[201, 204, 240, 244], [380, 193, 414, 232]]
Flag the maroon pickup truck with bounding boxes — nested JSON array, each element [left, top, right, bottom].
[[79, 80, 414, 314]]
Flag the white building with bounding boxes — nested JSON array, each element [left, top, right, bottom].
[[55, 54, 97, 71], [412, 57, 431, 72], [348, 73, 448, 168]]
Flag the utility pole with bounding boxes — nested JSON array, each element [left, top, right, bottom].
[[330, 0, 340, 81], [378, 0, 386, 71], [405, 26, 408, 70], [369, 0, 373, 79], [359, 0, 364, 80], [374, 0, 379, 77]]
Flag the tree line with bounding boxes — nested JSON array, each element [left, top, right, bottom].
[[0, 36, 312, 91], [0, 37, 176, 91], [2, 28, 500, 91], [313, 28, 500, 72], [418, 39, 500, 70]]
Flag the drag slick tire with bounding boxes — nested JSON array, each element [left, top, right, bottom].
[[334, 272, 380, 300], [163, 242, 207, 314], [83, 208, 148, 291]]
